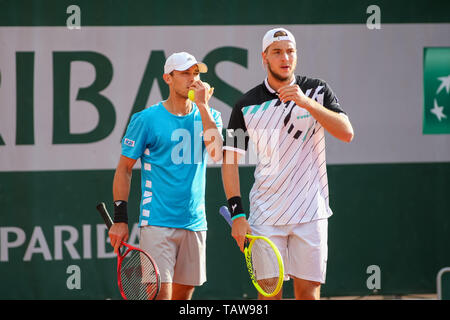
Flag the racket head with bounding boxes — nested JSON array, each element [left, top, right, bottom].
[[117, 243, 161, 300], [244, 235, 284, 297]]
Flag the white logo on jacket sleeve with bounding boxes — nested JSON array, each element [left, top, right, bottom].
[[124, 138, 135, 147]]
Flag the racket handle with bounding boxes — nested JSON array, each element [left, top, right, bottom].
[[96, 202, 114, 230], [219, 206, 233, 227]]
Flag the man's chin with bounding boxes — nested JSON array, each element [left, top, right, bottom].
[[175, 91, 190, 100], [272, 72, 293, 82]]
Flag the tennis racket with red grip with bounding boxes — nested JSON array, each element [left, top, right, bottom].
[[96, 202, 160, 300]]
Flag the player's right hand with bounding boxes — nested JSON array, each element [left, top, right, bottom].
[[109, 222, 129, 254], [190, 81, 213, 106], [231, 217, 252, 253]]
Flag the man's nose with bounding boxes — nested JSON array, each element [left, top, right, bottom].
[[188, 74, 197, 83]]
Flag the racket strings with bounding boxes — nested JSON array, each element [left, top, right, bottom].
[[120, 250, 159, 300], [249, 239, 282, 295]]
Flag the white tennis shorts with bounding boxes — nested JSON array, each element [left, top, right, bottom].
[[250, 218, 328, 284], [140, 226, 207, 286]]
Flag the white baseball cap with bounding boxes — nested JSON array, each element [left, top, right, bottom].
[[262, 27, 296, 52], [164, 52, 208, 74]]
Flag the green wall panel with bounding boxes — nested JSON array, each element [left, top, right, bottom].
[[1, 162, 449, 299], [1, 0, 449, 26]]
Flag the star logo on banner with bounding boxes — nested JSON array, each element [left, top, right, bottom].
[[436, 75, 450, 94], [423, 48, 450, 134], [430, 99, 447, 122], [429, 74, 449, 122]]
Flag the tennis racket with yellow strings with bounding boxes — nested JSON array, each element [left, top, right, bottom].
[[219, 206, 284, 297]]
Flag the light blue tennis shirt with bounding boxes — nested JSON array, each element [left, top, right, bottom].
[[121, 102, 222, 231]]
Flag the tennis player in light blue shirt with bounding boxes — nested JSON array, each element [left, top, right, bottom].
[[122, 100, 222, 231], [108, 52, 223, 300]]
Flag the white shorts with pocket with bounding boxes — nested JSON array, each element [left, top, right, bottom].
[[250, 218, 328, 284], [140, 226, 207, 286]]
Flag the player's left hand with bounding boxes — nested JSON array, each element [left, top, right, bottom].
[[278, 84, 308, 107], [190, 81, 214, 106]]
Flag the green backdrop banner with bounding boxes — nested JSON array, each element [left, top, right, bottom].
[[1, 0, 449, 26], [1, 163, 450, 299]]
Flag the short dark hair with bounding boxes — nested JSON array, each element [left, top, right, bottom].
[[273, 30, 288, 37]]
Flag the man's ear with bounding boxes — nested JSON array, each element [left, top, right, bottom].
[[163, 73, 171, 86], [261, 51, 268, 67]]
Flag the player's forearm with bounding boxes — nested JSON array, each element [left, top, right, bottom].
[[221, 161, 241, 199], [113, 165, 132, 201], [303, 98, 354, 143], [197, 104, 223, 162]]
